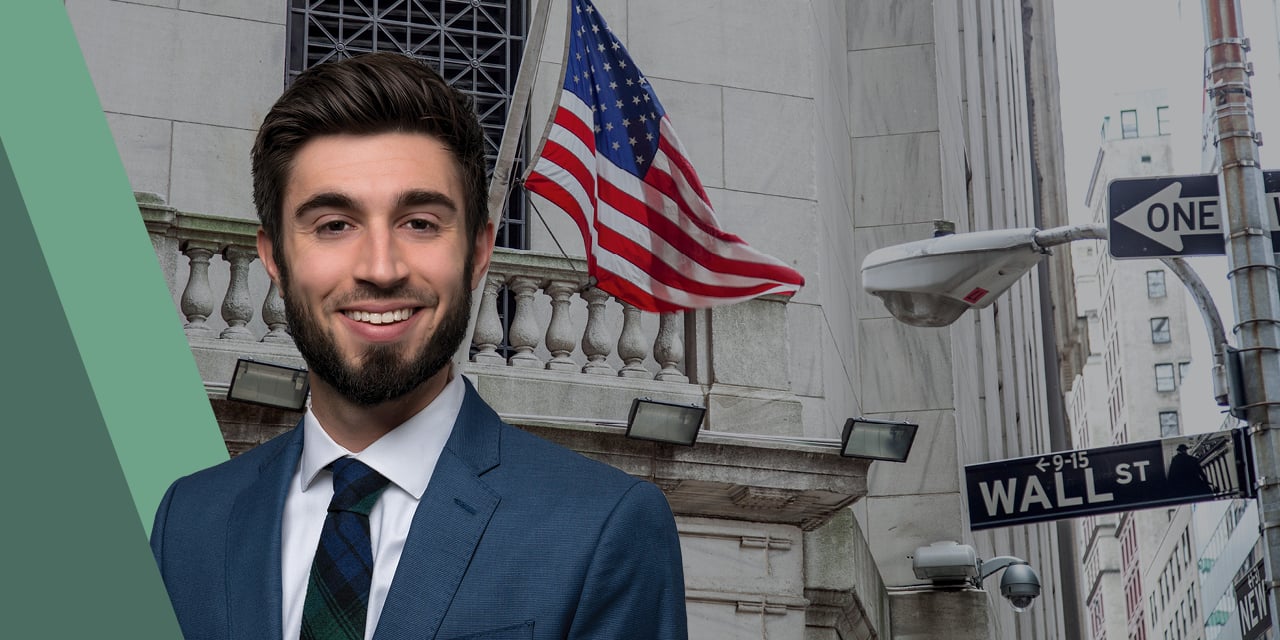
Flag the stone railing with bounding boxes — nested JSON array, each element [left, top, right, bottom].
[[139, 195, 693, 384], [472, 250, 688, 382]]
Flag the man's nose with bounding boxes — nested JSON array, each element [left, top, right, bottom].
[[352, 227, 410, 288]]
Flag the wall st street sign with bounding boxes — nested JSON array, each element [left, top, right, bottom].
[[965, 429, 1254, 530], [1107, 171, 1280, 258]]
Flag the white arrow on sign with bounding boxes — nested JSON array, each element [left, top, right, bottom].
[[1113, 182, 1221, 252]]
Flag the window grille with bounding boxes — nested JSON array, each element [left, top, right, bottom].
[[1160, 411, 1179, 437], [286, 0, 529, 250]]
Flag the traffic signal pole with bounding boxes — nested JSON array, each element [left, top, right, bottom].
[[1203, 0, 1280, 627]]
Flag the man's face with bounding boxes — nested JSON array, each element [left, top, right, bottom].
[[258, 132, 494, 406]]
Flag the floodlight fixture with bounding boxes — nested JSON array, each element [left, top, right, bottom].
[[840, 417, 919, 462], [626, 397, 706, 446], [226, 358, 309, 411]]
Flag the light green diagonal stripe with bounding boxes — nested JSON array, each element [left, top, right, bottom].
[[0, 4, 228, 531]]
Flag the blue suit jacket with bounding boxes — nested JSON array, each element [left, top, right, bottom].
[[151, 380, 687, 640]]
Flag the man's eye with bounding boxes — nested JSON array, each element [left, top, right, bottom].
[[406, 219, 438, 232], [319, 220, 350, 233]]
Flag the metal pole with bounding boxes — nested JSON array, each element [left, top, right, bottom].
[[1203, 0, 1280, 624]]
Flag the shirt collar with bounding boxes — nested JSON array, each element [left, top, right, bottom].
[[298, 370, 465, 500]]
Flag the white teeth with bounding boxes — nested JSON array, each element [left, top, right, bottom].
[[345, 308, 415, 325]]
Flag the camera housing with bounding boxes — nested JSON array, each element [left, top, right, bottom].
[[998, 563, 1041, 612]]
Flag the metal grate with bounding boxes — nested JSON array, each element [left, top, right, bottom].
[[286, 0, 529, 251]]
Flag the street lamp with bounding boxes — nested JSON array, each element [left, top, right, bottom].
[[861, 222, 1232, 407]]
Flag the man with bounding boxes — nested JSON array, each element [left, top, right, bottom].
[[150, 53, 688, 640]]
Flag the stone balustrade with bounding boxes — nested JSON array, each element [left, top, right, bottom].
[[138, 194, 692, 384]]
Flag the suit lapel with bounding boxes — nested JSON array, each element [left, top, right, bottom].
[[373, 381, 503, 640], [226, 426, 303, 640]]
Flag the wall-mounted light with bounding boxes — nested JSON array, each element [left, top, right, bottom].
[[840, 417, 919, 462], [226, 359, 309, 411], [626, 397, 706, 446]]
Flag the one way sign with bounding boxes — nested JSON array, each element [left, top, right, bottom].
[[1108, 172, 1280, 258]]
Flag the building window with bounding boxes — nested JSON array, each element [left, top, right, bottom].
[[1156, 363, 1176, 391], [1151, 317, 1171, 343], [1179, 362, 1191, 383], [285, 0, 529, 250], [1160, 412, 1180, 437], [1147, 270, 1167, 298], [1157, 105, 1171, 135], [1121, 109, 1139, 139]]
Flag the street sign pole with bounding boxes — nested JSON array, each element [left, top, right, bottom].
[[1203, 0, 1280, 628]]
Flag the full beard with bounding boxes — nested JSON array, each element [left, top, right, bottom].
[[282, 259, 474, 407]]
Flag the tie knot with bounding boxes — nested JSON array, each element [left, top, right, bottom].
[[327, 458, 390, 515]]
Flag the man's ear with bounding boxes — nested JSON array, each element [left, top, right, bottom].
[[257, 229, 283, 296], [470, 220, 496, 290]]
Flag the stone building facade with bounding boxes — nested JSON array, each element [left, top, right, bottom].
[[69, 0, 1081, 637]]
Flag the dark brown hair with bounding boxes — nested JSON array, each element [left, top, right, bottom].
[[251, 53, 488, 273]]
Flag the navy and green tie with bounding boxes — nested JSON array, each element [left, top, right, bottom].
[[301, 458, 391, 640]]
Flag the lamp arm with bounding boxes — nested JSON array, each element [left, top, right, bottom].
[[1161, 256, 1232, 405], [978, 556, 1028, 581], [1030, 222, 1232, 406], [1032, 223, 1108, 248]]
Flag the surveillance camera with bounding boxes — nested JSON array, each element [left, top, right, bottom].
[[912, 541, 979, 584], [861, 228, 1046, 327], [999, 563, 1041, 613]]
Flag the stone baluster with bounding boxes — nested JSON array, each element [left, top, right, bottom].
[[219, 245, 257, 340], [544, 280, 578, 371], [617, 302, 650, 378], [260, 280, 292, 344], [653, 311, 688, 382], [180, 241, 218, 338], [506, 276, 542, 368], [580, 286, 615, 375], [471, 273, 508, 365]]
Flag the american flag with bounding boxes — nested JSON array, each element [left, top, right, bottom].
[[523, 0, 805, 312]]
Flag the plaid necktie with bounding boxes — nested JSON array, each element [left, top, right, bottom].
[[300, 458, 391, 640]]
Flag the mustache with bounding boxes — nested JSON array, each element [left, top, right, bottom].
[[329, 283, 441, 309]]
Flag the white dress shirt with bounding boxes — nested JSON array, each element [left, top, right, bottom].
[[280, 372, 464, 640]]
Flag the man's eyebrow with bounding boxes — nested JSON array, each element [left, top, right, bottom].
[[398, 189, 458, 213], [293, 192, 357, 219]]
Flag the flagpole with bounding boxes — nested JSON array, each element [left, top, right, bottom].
[[522, 4, 575, 186], [486, 0, 558, 225]]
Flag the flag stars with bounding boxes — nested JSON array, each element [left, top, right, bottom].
[[622, 118, 631, 126], [629, 137, 637, 146], [603, 62, 611, 72], [643, 94, 650, 102], [609, 81, 617, 89], [632, 96, 641, 105], [626, 78, 634, 87], [645, 133, 654, 141], [612, 141, 621, 150], [605, 122, 614, 131], [638, 114, 647, 123], [594, 124, 602, 133], [611, 41, 621, 51], [636, 154, 645, 164], [597, 43, 605, 52], [615, 99, 623, 108]]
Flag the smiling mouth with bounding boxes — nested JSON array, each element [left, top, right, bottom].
[[343, 308, 418, 325]]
